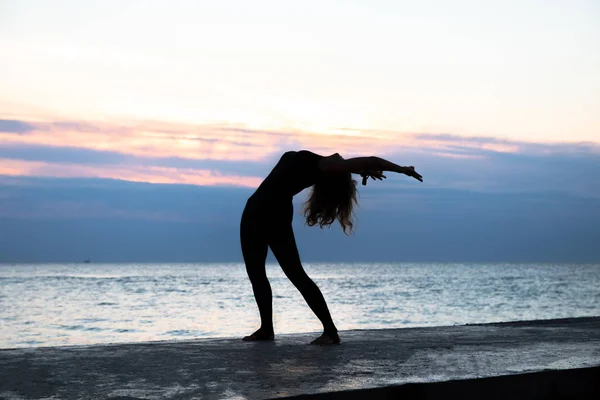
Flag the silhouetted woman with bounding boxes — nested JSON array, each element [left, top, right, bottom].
[[241, 150, 423, 345]]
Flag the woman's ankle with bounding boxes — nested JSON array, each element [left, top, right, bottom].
[[324, 327, 338, 337], [259, 326, 274, 334]]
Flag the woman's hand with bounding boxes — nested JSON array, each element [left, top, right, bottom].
[[359, 166, 423, 185], [401, 166, 423, 182], [360, 170, 386, 186]]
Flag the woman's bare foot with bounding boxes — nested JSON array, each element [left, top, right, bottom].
[[310, 331, 341, 345], [242, 328, 274, 341]]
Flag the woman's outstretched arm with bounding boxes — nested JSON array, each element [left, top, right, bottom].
[[320, 154, 423, 182]]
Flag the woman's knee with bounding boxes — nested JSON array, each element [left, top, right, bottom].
[[283, 267, 312, 287], [246, 264, 268, 282]]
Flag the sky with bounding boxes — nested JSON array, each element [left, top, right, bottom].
[[0, 0, 599, 262]]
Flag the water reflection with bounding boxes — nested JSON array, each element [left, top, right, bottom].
[[0, 262, 599, 348]]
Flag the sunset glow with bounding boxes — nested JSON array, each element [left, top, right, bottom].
[[1, 0, 599, 186], [0, 158, 262, 187]]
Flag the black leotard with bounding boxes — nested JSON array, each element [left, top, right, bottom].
[[240, 150, 338, 338], [245, 150, 324, 215]]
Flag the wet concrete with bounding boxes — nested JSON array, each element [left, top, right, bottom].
[[279, 366, 600, 399], [0, 317, 599, 399]]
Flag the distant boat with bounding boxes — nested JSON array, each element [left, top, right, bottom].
[[83, 258, 91, 264]]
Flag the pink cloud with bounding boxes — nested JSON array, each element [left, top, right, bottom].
[[0, 117, 418, 163], [4, 115, 589, 166], [427, 151, 485, 160], [0, 158, 262, 187], [2, 114, 598, 187]]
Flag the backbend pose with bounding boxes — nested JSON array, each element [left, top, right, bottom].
[[241, 150, 423, 345]]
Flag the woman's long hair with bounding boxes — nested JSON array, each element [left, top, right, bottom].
[[303, 172, 358, 235]]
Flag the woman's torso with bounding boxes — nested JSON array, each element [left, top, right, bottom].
[[245, 150, 324, 215]]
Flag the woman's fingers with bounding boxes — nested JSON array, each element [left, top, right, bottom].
[[406, 167, 423, 182], [372, 171, 385, 180], [361, 171, 386, 185]]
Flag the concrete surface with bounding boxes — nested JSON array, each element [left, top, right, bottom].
[[0, 317, 599, 400], [278, 366, 600, 400]]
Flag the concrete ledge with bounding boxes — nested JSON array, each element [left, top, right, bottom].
[[1, 317, 599, 399], [278, 366, 600, 400]]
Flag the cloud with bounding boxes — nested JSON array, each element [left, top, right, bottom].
[[1, 116, 599, 197], [0, 119, 36, 134], [0, 143, 271, 176], [0, 158, 262, 187], [413, 132, 600, 156], [0, 199, 190, 222], [0, 176, 253, 223], [3, 116, 597, 162], [1, 177, 598, 262], [0, 117, 404, 163]]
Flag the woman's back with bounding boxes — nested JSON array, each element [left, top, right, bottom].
[[250, 150, 324, 203]]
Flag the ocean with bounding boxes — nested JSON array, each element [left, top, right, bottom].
[[1, 262, 599, 349]]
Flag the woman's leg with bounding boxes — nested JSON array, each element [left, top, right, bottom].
[[268, 223, 340, 344], [240, 213, 273, 340]]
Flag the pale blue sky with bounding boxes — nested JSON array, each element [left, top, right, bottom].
[[1, 0, 598, 141]]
